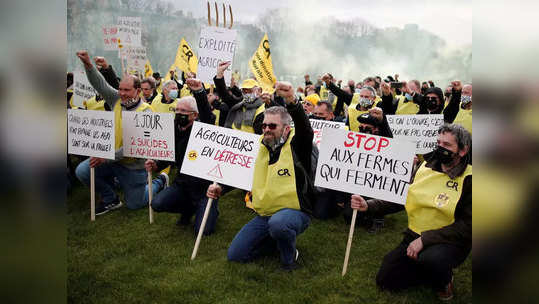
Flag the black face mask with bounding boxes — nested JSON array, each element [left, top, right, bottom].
[[426, 97, 439, 111], [359, 126, 375, 135], [434, 145, 456, 164], [175, 113, 191, 128]]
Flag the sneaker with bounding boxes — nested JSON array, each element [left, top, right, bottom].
[[95, 200, 123, 215], [437, 276, 454, 301], [368, 218, 385, 234], [159, 172, 169, 189]]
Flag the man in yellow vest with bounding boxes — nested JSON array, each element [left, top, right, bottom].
[[351, 123, 472, 301], [207, 82, 314, 271], [214, 61, 265, 134], [74, 50, 153, 215], [444, 81, 472, 135]]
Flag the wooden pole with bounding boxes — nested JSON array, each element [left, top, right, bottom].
[[148, 172, 154, 224], [191, 182, 217, 260], [342, 209, 358, 276], [90, 167, 95, 221]]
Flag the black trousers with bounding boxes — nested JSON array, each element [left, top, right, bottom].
[[313, 189, 346, 220], [376, 233, 470, 291]]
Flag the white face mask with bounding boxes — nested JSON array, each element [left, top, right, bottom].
[[244, 92, 256, 103], [461, 95, 472, 106], [359, 97, 374, 108]]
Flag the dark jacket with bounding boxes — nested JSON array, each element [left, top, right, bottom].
[[378, 92, 422, 116], [155, 89, 214, 191], [211, 100, 229, 127], [364, 159, 472, 252], [443, 88, 463, 123]]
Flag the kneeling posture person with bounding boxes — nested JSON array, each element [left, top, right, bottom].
[[207, 82, 314, 271]]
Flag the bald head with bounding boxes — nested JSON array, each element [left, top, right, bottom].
[[462, 84, 472, 96], [118, 75, 141, 102]]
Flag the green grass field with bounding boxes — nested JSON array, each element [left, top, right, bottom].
[[68, 172, 472, 304]]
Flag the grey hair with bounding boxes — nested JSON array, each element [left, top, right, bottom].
[[438, 123, 471, 150], [162, 80, 177, 91], [178, 96, 198, 113], [317, 100, 333, 112], [264, 106, 292, 126], [361, 86, 377, 97]]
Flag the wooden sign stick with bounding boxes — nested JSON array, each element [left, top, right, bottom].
[[148, 172, 154, 224], [191, 181, 217, 260], [90, 167, 96, 221], [342, 209, 358, 276]]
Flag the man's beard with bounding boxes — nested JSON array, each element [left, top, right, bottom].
[[263, 132, 286, 151]]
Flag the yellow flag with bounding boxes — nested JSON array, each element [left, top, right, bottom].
[[174, 38, 198, 74], [164, 63, 177, 82], [144, 60, 153, 78], [248, 33, 277, 93]]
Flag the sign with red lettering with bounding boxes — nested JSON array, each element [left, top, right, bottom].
[[122, 111, 175, 161], [314, 128, 415, 205], [387, 114, 444, 154], [102, 25, 119, 51], [180, 121, 260, 191], [197, 26, 237, 86], [68, 109, 115, 160]]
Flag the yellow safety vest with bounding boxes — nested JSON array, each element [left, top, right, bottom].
[[396, 96, 419, 115], [252, 129, 301, 216], [348, 102, 369, 132], [212, 109, 220, 126], [180, 86, 193, 98], [453, 107, 472, 135], [319, 86, 329, 100], [83, 96, 105, 111], [156, 81, 163, 94], [405, 163, 472, 234], [151, 96, 177, 114], [232, 103, 266, 134], [113, 99, 153, 151]]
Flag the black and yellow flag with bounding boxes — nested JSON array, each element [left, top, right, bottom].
[[174, 38, 198, 74], [248, 33, 276, 93]]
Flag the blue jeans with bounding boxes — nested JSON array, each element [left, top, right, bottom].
[[75, 159, 148, 209], [152, 182, 219, 235], [143, 176, 166, 206], [227, 208, 310, 266]]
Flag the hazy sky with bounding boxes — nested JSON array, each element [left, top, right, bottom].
[[174, 0, 471, 47]]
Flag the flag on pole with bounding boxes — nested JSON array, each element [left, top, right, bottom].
[[174, 38, 198, 75], [144, 60, 153, 78], [248, 33, 277, 93]]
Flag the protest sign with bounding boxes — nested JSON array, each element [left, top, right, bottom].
[[310, 119, 346, 148], [121, 111, 175, 162], [68, 109, 115, 160], [197, 26, 237, 85], [248, 33, 277, 93], [181, 121, 260, 191], [315, 128, 415, 205], [386, 114, 444, 154], [102, 25, 119, 51], [121, 46, 147, 72], [73, 70, 97, 108], [117, 16, 142, 47], [174, 38, 198, 74]]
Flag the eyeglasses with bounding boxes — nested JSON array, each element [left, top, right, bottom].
[[261, 123, 278, 130]]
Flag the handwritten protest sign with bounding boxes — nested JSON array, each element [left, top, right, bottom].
[[181, 121, 260, 191], [310, 119, 346, 148], [122, 111, 175, 162], [117, 16, 141, 47], [121, 46, 147, 72], [315, 128, 415, 205], [197, 27, 237, 85], [68, 109, 115, 160], [73, 70, 97, 108], [387, 114, 444, 154], [102, 25, 119, 51]]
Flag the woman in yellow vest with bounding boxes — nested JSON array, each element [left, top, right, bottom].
[[351, 123, 472, 301], [444, 81, 472, 135], [207, 83, 314, 271], [74, 50, 153, 215]]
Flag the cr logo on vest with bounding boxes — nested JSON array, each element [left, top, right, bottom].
[[446, 180, 458, 191], [278, 169, 291, 176]]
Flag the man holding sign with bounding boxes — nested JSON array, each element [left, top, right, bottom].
[[75, 50, 153, 214], [145, 78, 218, 234], [351, 124, 472, 301], [207, 82, 314, 271]]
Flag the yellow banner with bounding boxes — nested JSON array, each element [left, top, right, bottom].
[[144, 60, 153, 78], [248, 33, 276, 93], [164, 63, 177, 82], [174, 38, 198, 74]]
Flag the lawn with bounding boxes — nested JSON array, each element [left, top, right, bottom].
[[67, 171, 472, 304]]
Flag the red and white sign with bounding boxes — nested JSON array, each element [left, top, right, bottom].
[[180, 121, 260, 191], [122, 111, 175, 161], [102, 25, 119, 51], [310, 119, 346, 148], [315, 128, 415, 205]]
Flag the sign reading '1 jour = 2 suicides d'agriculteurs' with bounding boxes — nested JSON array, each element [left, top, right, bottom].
[[310, 119, 346, 148], [180, 121, 260, 191], [315, 128, 415, 205], [68, 109, 115, 160], [386, 114, 445, 154], [197, 26, 237, 86], [121, 111, 175, 162]]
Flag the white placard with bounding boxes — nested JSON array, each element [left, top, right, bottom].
[[121, 46, 147, 72], [387, 114, 444, 154], [73, 70, 97, 108], [117, 16, 142, 47], [68, 109, 115, 160], [314, 128, 415, 205], [310, 119, 346, 148], [102, 25, 119, 51], [180, 121, 260, 191], [121, 111, 175, 161], [197, 26, 237, 85]]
